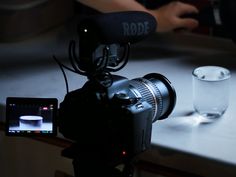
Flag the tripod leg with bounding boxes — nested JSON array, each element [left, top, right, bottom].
[[72, 158, 135, 177], [122, 162, 135, 177]]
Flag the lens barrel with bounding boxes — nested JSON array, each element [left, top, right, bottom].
[[129, 73, 176, 122]]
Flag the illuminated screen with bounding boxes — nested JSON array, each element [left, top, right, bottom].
[[6, 97, 58, 136]]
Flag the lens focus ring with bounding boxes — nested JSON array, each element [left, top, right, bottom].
[[130, 78, 163, 122]]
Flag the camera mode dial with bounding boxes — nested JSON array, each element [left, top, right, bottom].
[[113, 93, 140, 105]]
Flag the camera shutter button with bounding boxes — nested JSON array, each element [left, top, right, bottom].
[[113, 93, 138, 105]]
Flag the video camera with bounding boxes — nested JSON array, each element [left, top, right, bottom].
[[5, 11, 176, 177], [56, 11, 176, 177]]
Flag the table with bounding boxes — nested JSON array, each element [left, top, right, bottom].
[[1, 27, 236, 177], [132, 33, 236, 177]]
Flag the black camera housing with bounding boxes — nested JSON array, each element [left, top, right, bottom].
[[58, 75, 154, 164]]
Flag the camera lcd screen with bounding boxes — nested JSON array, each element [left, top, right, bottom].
[[6, 97, 58, 136]]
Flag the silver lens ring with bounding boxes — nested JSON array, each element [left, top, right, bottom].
[[129, 78, 163, 122]]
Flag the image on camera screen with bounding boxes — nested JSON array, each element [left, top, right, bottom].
[[5, 97, 58, 136]]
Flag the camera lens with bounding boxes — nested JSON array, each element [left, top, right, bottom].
[[129, 73, 176, 122]]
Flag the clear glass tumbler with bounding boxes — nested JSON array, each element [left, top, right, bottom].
[[192, 66, 231, 119]]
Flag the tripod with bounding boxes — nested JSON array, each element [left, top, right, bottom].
[[61, 143, 136, 177]]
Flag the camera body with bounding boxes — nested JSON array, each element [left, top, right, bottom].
[[58, 69, 176, 166], [58, 74, 153, 163]]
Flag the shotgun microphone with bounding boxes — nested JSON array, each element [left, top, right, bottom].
[[74, 11, 157, 75], [78, 11, 157, 45]]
